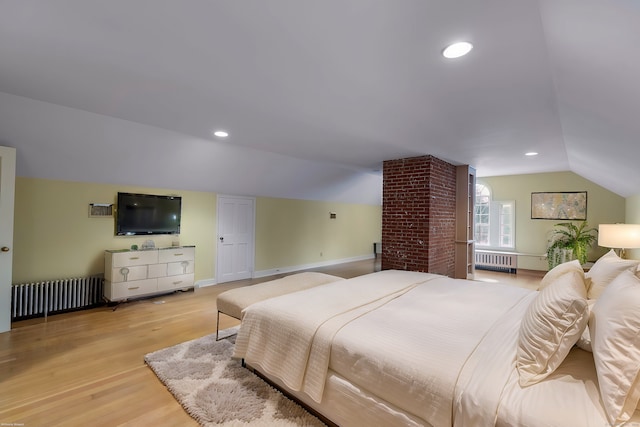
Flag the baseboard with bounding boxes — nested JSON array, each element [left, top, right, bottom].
[[195, 278, 217, 288], [253, 254, 375, 279], [198, 254, 375, 286]]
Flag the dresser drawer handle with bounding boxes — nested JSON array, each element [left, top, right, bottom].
[[174, 253, 184, 256], [120, 267, 130, 282], [173, 281, 182, 285], [129, 257, 140, 260], [128, 286, 140, 290]]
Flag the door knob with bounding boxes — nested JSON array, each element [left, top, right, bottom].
[[219, 237, 224, 242], [1, 247, 9, 252]]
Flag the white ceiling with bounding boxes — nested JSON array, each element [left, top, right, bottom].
[[1, 0, 639, 205]]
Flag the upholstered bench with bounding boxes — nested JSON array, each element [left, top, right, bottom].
[[216, 271, 344, 339]]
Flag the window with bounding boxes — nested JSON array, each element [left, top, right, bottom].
[[475, 185, 490, 246], [498, 202, 514, 247], [474, 184, 515, 249]]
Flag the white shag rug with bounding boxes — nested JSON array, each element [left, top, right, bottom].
[[144, 328, 326, 426]]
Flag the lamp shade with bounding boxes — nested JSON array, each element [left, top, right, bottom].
[[598, 224, 640, 249]]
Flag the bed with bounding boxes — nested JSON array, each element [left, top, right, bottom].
[[233, 252, 640, 427]]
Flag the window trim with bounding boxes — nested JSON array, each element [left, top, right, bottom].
[[474, 183, 515, 250]]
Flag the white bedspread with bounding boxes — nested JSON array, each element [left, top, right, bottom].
[[234, 269, 640, 427], [233, 270, 442, 401], [452, 292, 640, 427], [329, 277, 532, 427]]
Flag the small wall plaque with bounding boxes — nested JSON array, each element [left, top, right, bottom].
[[89, 203, 113, 218]]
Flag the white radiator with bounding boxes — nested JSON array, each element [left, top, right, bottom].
[[475, 251, 517, 273], [11, 275, 104, 321]]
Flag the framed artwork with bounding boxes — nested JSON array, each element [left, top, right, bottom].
[[531, 191, 587, 220]]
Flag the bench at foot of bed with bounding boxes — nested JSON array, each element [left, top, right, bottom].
[[215, 271, 345, 340]]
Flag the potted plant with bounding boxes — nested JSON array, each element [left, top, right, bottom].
[[547, 221, 598, 270]]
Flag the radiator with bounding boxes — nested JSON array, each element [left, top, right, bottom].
[[475, 251, 517, 273], [11, 275, 104, 321]]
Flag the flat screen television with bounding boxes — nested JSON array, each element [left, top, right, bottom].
[[116, 192, 181, 236]]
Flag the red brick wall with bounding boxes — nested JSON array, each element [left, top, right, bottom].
[[381, 155, 457, 276]]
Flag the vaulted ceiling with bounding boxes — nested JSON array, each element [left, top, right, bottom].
[[1, 1, 639, 205]]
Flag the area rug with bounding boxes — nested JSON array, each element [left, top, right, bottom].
[[144, 328, 326, 426]]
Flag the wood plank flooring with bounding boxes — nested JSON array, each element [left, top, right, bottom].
[[0, 260, 542, 427]]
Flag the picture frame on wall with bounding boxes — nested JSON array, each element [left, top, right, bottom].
[[531, 191, 587, 220]]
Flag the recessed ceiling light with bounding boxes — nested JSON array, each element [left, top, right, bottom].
[[213, 130, 229, 138], [442, 41, 473, 59], [525, 152, 539, 156]]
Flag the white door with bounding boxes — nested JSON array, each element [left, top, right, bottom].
[[0, 146, 16, 333], [216, 195, 255, 283]]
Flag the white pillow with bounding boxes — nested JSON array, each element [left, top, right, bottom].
[[575, 299, 596, 352], [587, 249, 639, 299], [538, 259, 584, 291], [591, 270, 640, 425], [517, 270, 589, 386]]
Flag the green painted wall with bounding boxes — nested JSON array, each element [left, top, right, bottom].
[[255, 197, 381, 271], [13, 178, 217, 283], [479, 171, 625, 271], [12, 177, 381, 284]]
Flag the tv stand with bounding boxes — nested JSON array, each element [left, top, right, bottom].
[[104, 246, 195, 302]]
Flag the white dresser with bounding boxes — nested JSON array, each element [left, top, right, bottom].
[[104, 246, 195, 302]]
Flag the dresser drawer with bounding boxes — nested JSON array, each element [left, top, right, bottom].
[[167, 260, 195, 276], [110, 250, 159, 267], [148, 263, 168, 278], [158, 247, 195, 263], [158, 274, 194, 292], [109, 265, 148, 283], [105, 279, 158, 301]]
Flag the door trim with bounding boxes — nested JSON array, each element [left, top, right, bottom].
[[0, 146, 16, 333], [216, 194, 256, 284]]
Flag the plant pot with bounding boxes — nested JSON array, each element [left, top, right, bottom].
[[549, 247, 576, 269]]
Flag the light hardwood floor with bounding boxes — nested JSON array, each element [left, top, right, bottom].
[[0, 260, 542, 427]]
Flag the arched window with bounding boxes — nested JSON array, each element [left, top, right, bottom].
[[474, 183, 515, 249]]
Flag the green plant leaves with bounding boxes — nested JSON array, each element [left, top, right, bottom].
[[547, 221, 598, 269]]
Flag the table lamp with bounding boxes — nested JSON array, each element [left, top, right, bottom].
[[598, 224, 640, 258]]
